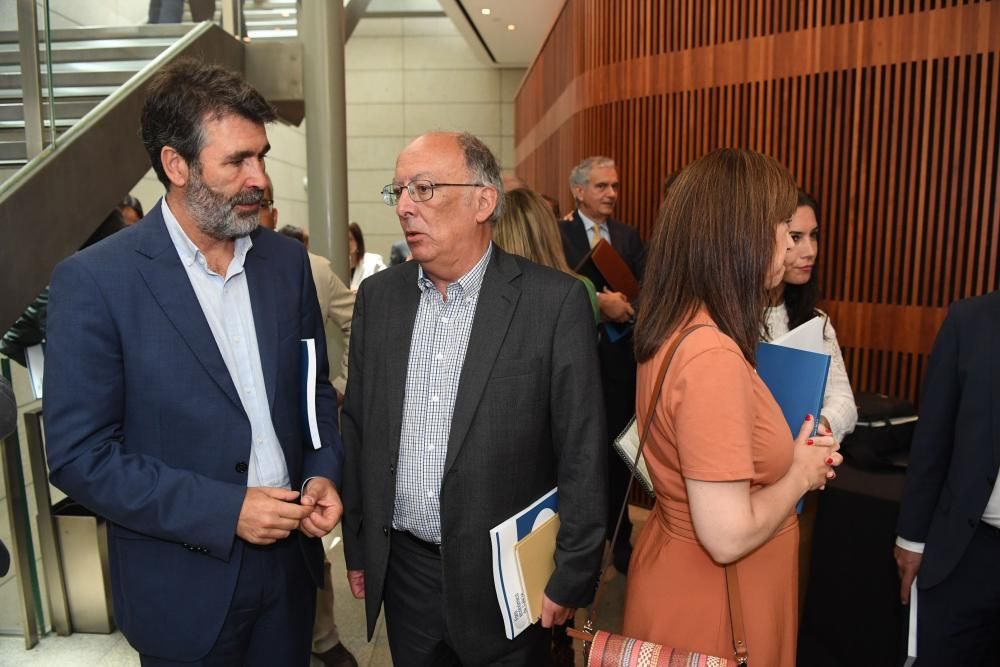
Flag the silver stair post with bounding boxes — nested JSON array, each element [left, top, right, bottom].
[[23, 409, 71, 636], [15, 0, 43, 158]]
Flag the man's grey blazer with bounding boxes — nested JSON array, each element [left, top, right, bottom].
[[341, 245, 607, 665]]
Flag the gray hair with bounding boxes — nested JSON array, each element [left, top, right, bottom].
[[569, 156, 616, 191], [457, 132, 504, 223]]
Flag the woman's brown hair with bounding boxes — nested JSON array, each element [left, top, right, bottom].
[[494, 188, 574, 276], [634, 148, 797, 365]]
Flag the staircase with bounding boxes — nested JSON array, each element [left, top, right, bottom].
[[0, 24, 193, 178], [0, 2, 305, 331]]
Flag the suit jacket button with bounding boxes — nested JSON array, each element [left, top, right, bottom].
[[235, 461, 248, 473], [383, 526, 389, 536]]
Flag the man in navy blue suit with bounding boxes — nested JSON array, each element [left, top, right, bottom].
[[44, 59, 343, 665], [895, 290, 1000, 664], [560, 156, 644, 574]]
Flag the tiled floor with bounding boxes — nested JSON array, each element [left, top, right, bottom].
[[0, 511, 642, 666]]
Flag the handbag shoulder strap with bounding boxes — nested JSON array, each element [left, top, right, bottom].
[[583, 322, 749, 666]]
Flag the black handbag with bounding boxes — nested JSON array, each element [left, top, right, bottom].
[[841, 392, 917, 469]]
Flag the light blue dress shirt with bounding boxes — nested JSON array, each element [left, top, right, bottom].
[[162, 200, 289, 489], [578, 209, 609, 246]]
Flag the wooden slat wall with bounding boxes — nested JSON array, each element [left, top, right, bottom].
[[515, 0, 999, 407]]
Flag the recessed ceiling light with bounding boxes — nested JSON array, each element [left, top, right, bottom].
[[481, 8, 491, 15], [507, 24, 516, 30]]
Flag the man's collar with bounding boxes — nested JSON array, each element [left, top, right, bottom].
[[161, 198, 253, 271], [417, 242, 493, 298], [577, 209, 605, 230]]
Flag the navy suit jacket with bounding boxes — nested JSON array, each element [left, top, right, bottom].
[[560, 212, 645, 432], [559, 211, 645, 284], [896, 290, 1000, 589], [43, 203, 342, 660]]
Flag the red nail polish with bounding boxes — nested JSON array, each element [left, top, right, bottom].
[[806, 414, 813, 421], [806, 439, 814, 445], [826, 457, 834, 465]]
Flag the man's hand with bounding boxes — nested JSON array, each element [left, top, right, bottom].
[[298, 477, 344, 538], [237, 487, 314, 545], [348, 569, 365, 599], [597, 289, 634, 323], [894, 545, 922, 605], [540, 594, 574, 628]]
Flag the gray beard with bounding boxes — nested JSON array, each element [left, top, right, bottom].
[[185, 167, 261, 241]]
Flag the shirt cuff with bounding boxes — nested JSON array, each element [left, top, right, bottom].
[[895, 536, 925, 554], [301, 476, 316, 496]]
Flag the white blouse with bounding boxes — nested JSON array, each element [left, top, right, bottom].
[[764, 304, 858, 443], [350, 252, 386, 291]]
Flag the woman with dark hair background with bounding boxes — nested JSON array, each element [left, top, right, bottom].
[[764, 190, 857, 443], [622, 149, 842, 666], [347, 221, 386, 292]]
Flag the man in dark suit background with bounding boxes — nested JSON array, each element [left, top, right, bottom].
[[560, 156, 644, 573], [44, 59, 343, 665], [895, 289, 1000, 664], [341, 131, 607, 666]]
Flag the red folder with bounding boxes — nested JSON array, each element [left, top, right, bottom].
[[573, 238, 640, 301]]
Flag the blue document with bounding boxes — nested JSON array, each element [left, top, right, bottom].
[[489, 488, 559, 639], [757, 341, 830, 513], [755, 341, 830, 439]]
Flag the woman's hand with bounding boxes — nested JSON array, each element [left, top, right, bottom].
[[790, 415, 842, 492]]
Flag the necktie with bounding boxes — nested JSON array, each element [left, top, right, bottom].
[[591, 223, 603, 248]]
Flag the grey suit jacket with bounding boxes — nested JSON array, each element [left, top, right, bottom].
[[341, 246, 607, 665]]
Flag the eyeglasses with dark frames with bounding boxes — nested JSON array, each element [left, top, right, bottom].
[[381, 180, 484, 206]]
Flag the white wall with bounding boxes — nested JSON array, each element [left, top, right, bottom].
[[345, 15, 524, 263]]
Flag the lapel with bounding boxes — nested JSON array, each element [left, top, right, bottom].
[[443, 247, 521, 476], [244, 230, 278, 410], [565, 211, 590, 265], [605, 217, 623, 251], [134, 203, 243, 411], [386, 264, 422, 459]]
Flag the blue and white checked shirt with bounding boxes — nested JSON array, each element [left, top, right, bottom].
[[392, 243, 493, 543], [162, 200, 289, 489]]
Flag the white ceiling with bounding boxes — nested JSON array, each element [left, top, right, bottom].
[[439, 0, 565, 67]]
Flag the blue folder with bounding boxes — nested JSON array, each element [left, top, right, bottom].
[[756, 341, 830, 438], [756, 342, 831, 513]]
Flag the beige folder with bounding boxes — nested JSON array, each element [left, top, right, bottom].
[[513, 513, 561, 623]]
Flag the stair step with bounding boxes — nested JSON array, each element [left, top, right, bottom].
[[0, 86, 119, 101], [0, 61, 147, 90], [0, 99, 101, 121], [0, 41, 172, 66], [0, 24, 194, 45]]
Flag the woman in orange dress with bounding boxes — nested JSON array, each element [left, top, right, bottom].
[[622, 149, 843, 666]]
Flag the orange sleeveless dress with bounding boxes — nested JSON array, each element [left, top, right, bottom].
[[622, 312, 799, 666]]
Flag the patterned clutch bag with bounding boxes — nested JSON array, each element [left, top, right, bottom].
[[586, 630, 734, 666]]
